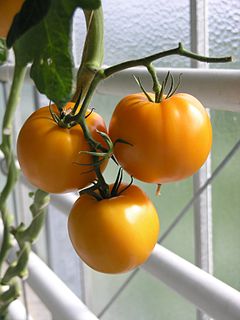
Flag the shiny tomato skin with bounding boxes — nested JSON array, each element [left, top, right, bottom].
[[109, 93, 212, 183], [0, 0, 24, 37], [68, 184, 160, 274], [17, 103, 108, 193]]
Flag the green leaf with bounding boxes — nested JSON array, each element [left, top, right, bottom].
[[7, 0, 101, 48], [7, 0, 51, 48], [13, 0, 102, 108], [0, 38, 8, 65]]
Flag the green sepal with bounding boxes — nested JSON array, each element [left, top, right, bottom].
[[133, 75, 154, 102]]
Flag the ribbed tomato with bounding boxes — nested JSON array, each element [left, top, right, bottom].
[[17, 103, 108, 193], [68, 184, 160, 274], [109, 92, 212, 183]]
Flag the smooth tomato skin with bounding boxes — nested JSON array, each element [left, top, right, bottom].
[[0, 0, 24, 37], [17, 103, 108, 193], [68, 184, 160, 274], [109, 93, 212, 183]]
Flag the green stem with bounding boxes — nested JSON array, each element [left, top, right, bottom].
[[70, 3, 109, 197], [72, 7, 104, 102], [76, 42, 232, 121], [146, 63, 161, 102], [13, 190, 50, 243], [104, 42, 232, 78], [0, 63, 26, 272], [0, 280, 20, 318]]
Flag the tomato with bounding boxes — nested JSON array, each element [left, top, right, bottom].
[[17, 103, 108, 193], [109, 93, 212, 183], [68, 184, 160, 273], [0, 0, 24, 38]]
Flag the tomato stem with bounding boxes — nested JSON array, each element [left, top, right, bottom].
[[103, 42, 232, 78], [146, 63, 161, 102], [72, 7, 104, 102]]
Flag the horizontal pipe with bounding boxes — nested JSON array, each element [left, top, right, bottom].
[[142, 244, 240, 320], [27, 251, 99, 320], [0, 66, 239, 112], [97, 67, 240, 112]]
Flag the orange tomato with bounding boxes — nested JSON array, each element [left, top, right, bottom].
[[17, 103, 108, 193], [68, 184, 160, 273], [0, 0, 24, 38], [109, 93, 212, 183]]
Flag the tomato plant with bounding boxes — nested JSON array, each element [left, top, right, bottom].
[[0, 0, 232, 314], [68, 183, 160, 273], [17, 102, 108, 193], [0, 0, 24, 38], [109, 92, 212, 184]]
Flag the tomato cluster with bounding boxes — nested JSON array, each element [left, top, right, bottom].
[[17, 88, 212, 274]]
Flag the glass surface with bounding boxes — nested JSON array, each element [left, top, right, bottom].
[[211, 110, 240, 290], [209, 0, 240, 69], [73, 0, 190, 68]]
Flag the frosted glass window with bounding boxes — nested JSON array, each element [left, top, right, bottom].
[[73, 0, 190, 67], [209, 0, 240, 69], [211, 110, 240, 290]]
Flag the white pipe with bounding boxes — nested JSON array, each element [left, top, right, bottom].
[[142, 244, 240, 320], [27, 251, 99, 320], [1, 66, 239, 112], [97, 67, 240, 112], [8, 299, 33, 320]]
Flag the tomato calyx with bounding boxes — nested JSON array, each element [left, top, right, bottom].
[[48, 95, 83, 128], [76, 129, 114, 168], [80, 167, 133, 201], [133, 75, 154, 102], [155, 71, 182, 103], [136, 66, 183, 103]]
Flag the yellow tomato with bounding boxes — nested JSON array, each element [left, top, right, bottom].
[[109, 93, 212, 183], [68, 184, 160, 274], [17, 103, 108, 193]]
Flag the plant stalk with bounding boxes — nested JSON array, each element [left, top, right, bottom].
[[103, 42, 232, 78], [146, 63, 161, 102], [0, 63, 26, 271], [72, 7, 104, 102]]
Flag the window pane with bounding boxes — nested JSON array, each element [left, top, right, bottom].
[[211, 110, 240, 290], [73, 0, 190, 67], [209, 0, 240, 69]]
